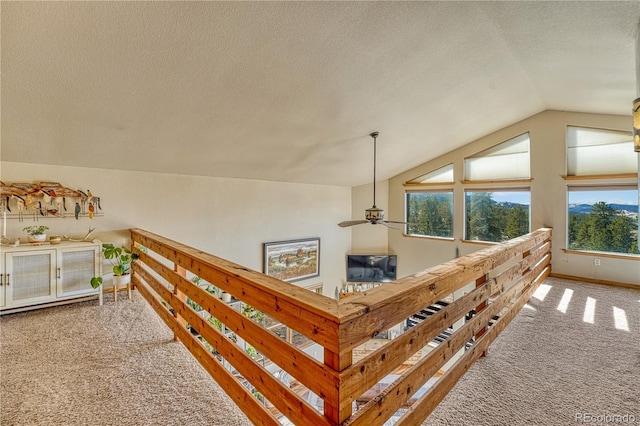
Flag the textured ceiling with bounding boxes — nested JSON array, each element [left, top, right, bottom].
[[2, 1, 639, 187]]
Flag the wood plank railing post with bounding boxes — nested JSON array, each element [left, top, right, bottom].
[[173, 264, 187, 342], [474, 273, 488, 357], [324, 348, 351, 425], [522, 249, 532, 274]]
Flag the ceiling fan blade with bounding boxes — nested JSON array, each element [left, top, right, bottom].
[[338, 220, 369, 228], [384, 220, 412, 225], [380, 222, 399, 230]]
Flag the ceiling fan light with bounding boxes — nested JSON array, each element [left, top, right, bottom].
[[365, 207, 384, 222]]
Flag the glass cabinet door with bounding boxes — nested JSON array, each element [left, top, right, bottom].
[[5, 249, 57, 307], [58, 246, 99, 297]]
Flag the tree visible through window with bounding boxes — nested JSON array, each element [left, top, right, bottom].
[[568, 189, 639, 254], [406, 192, 453, 238], [465, 191, 530, 242]]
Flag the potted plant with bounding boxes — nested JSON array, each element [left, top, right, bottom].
[[23, 225, 49, 243], [90, 243, 139, 289]]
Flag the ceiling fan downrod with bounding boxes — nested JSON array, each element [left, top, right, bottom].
[[371, 131, 379, 208]]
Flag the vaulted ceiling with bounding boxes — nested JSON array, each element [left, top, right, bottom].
[[2, 1, 639, 187]]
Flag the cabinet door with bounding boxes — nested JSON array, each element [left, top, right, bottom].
[[58, 246, 100, 297], [0, 260, 5, 308], [5, 250, 57, 308]]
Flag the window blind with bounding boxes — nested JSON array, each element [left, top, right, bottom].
[[464, 133, 530, 181], [567, 126, 636, 176]]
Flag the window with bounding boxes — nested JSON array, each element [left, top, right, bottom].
[[463, 135, 531, 243], [567, 126, 636, 176], [464, 190, 530, 243], [565, 126, 638, 256], [406, 191, 453, 238], [567, 187, 639, 255], [406, 164, 454, 184], [464, 133, 530, 181]]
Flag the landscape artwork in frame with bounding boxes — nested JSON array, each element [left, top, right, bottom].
[[263, 238, 320, 282]]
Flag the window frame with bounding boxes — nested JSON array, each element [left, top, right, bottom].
[[566, 184, 639, 257], [405, 163, 454, 186], [564, 125, 639, 258], [566, 125, 637, 178], [462, 187, 532, 244], [463, 132, 531, 182], [404, 188, 455, 240]]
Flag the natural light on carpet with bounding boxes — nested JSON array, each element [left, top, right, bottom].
[[532, 284, 552, 301], [583, 297, 596, 324], [556, 288, 573, 314], [612, 307, 629, 332]]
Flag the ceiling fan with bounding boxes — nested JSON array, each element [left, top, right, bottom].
[[338, 132, 411, 230]]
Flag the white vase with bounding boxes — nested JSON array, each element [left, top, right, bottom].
[[27, 234, 46, 243], [113, 274, 132, 287]]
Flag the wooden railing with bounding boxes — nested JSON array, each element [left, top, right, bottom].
[[130, 227, 552, 426]]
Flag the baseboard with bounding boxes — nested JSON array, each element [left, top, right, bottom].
[[549, 273, 639, 290], [0, 294, 100, 315]]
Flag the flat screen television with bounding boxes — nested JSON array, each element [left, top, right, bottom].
[[346, 254, 397, 282]]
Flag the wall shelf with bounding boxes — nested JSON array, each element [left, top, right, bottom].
[[1, 180, 104, 222]]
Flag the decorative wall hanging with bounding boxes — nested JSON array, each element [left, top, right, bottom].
[[263, 238, 320, 282], [0, 181, 103, 222]]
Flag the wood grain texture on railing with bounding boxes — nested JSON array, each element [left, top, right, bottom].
[[130, 227, 552, 426], [130, 229, 340, 351], [346, 252, 551, 425], [337, 228, 552, 353], [133, 273, 281, 426]]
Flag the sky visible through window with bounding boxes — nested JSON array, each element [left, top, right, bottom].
[[494, 190, 638, 206], [491, 191, 530, 205], [568, 190, 638, 206]]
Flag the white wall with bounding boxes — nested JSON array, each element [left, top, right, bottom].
[[384, 110, 639, 286], [1, 162, 352, 297]]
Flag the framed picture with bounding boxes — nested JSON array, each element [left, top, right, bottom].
[[263, 238, 320, 282]]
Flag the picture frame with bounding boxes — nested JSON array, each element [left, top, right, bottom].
[[263, 238, 320, 282]]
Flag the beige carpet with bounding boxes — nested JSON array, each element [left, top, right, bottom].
[[1, 277, 638, 426], [424, 277, 640, 426], [0, 292, 251, 426]]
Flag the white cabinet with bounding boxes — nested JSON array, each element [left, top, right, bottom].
[[0, 241, 101, 314]]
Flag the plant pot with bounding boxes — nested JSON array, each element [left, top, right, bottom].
[[113, 274, 132, 287], [27, 234, 47, 243], [221, 292, 232, 303]]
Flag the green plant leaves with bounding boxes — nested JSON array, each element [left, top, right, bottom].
[[100, 243, 137, 276], [90, 276, 103, 289], [23, 225, 49, 235]]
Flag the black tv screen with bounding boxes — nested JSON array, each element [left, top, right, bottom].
[[346, 254, 397, 282]]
